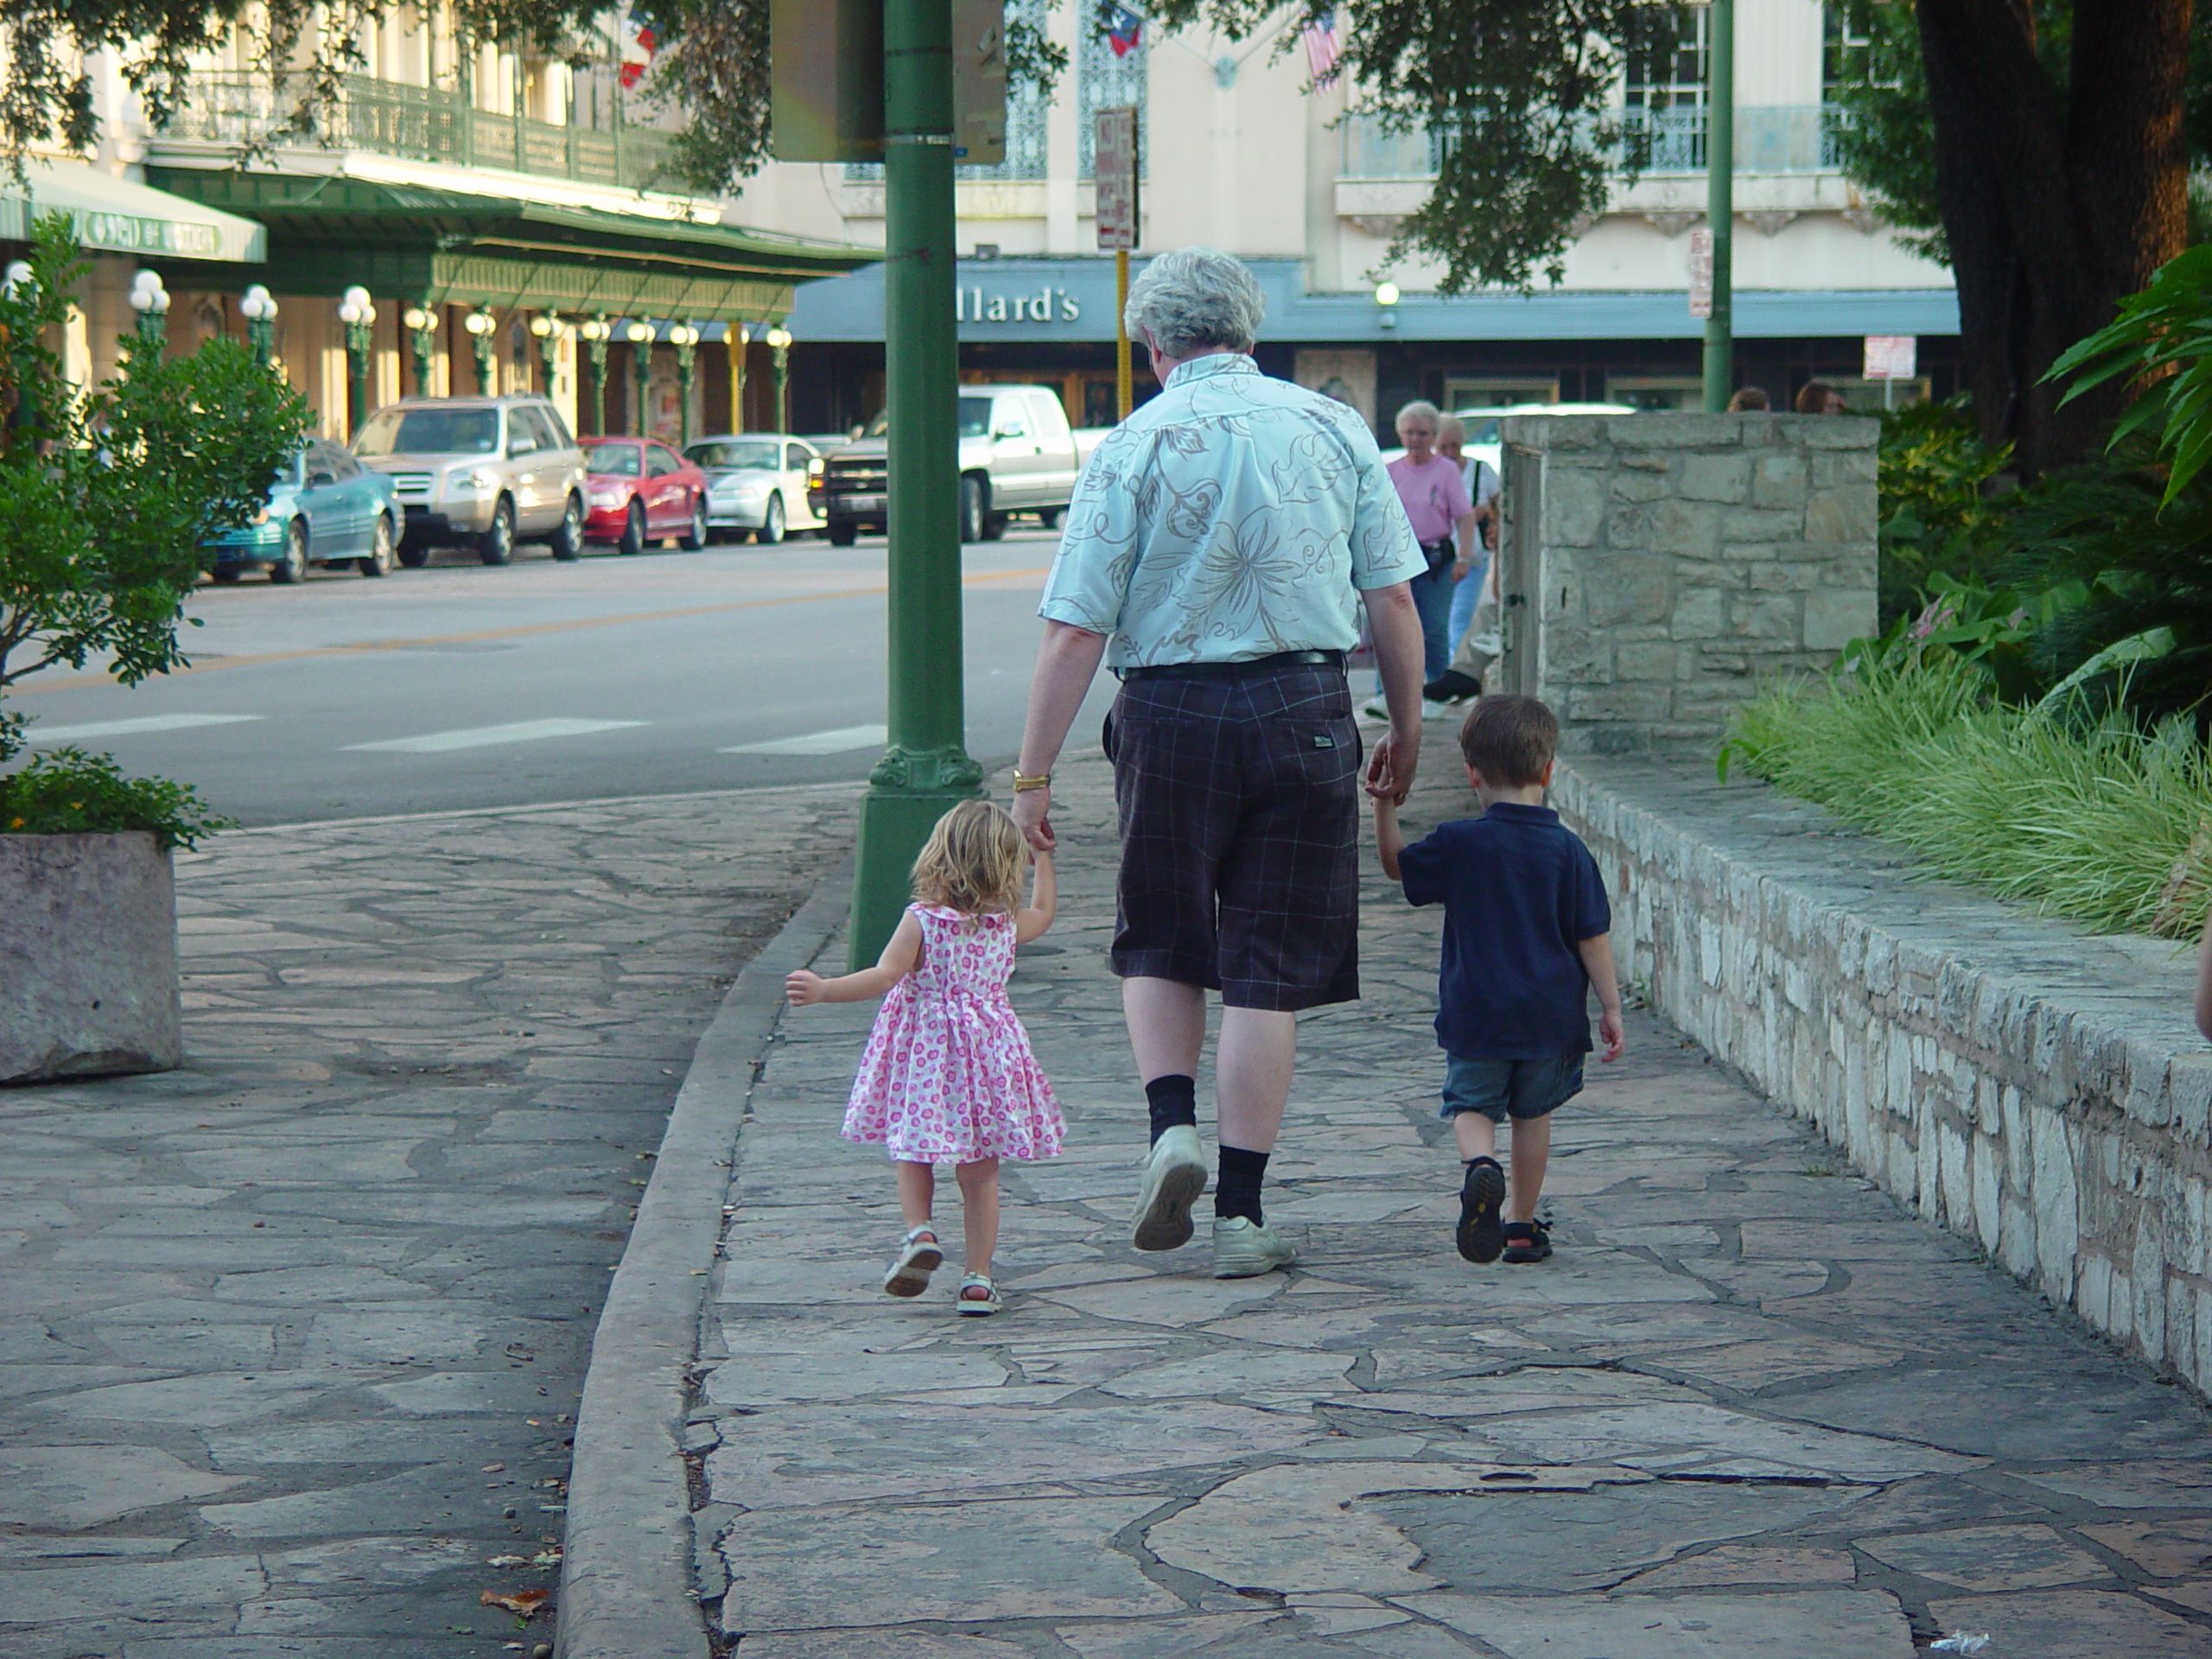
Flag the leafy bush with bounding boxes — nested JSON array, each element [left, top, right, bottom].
[[0, 747, 229, 849], [1874, 398, 2015, 627], [1722, 651, 2212, 940]]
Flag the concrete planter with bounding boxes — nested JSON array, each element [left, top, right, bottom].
[[0, 831, 181, 1084]]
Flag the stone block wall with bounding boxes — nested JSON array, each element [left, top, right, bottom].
[[1555, 760, 2212, 1396], [1496, 413, 1878, 755]]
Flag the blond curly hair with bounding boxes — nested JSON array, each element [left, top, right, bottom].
[[911, 800, 1027, 920]]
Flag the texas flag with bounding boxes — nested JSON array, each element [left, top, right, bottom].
[[618, 4, 660, 89], [1107, 4, 1143, 57]]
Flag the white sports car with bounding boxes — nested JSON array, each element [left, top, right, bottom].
[[684, 433, 827, 544]]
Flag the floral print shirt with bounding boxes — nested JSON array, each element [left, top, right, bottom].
[[1039, 354, 1426, 668]]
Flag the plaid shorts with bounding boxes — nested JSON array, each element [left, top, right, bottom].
[[1102, 662, 1363, 1010]]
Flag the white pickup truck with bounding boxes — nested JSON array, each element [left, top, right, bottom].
[[812, 384, 1085, 544]]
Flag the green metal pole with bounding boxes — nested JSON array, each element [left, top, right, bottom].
[[1701, 0, 1734, 411], [850, 0, 981, 968]]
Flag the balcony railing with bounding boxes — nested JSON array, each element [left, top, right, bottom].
[[156, 74, 674, 192], [1340, 105, 1848, 181]]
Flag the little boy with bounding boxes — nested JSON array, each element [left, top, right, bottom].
[[1373, 695, 1624, 1265]]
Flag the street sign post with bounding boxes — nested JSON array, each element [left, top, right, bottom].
[[1095, 105, 1140, 420], [1701, 0, 1734, 410], [1687, 226, 1713, 320], [1864, 333, 1916, 409], [953, 0, 1007, 165], [849, 0, 983, 967]]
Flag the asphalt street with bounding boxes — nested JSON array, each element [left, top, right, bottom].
[[10, 526, 1108, 826]]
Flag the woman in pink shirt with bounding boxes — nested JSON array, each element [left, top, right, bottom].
[[1369, 399, 1475, 719]]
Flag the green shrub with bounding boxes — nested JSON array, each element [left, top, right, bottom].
[[1722, 651, 2212, 939], [1875, 398, 2016, 627], [0, 747, 230, 849]]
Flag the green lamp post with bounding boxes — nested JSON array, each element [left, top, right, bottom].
[[339, 284, 377, 435], [529, 312, 569, 396], [1701, 0, 1736, 410], [670, 321, 701, 443], [848, 0, 982, 966], [624, 321, 654, 434], [579, 315, 612, 434], [766, 325, 792, 435], [127, 270, 169, 347], [240, 283, 278, 365], [464, 306, 497, 394], [403, 304, 436, 394]]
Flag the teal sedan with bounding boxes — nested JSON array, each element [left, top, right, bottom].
[[205, 437, 402, 582]]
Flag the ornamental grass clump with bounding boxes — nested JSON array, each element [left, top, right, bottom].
[[1724, 650, 2212, 940]]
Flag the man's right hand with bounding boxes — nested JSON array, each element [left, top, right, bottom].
[[1011, 785, 1056, 852]]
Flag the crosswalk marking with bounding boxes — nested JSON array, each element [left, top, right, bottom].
[[26, 714, 263, 742], [721, 723, 887, 757], [345, 718, 644, 754]]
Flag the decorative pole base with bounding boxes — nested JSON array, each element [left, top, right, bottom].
[[849, 744, 983, 969]]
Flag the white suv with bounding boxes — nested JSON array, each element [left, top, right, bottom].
[[353, 395, 588, 567]]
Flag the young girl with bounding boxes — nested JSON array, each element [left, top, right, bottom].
[[785, 800, 1062, 1315]]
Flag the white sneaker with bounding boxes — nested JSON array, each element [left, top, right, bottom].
[[1359, 696, 1390, 721], [1421, 698, 1459, 721], [1131, 1124, 1208, 1251], [1212, 1216, 1296, 1279]]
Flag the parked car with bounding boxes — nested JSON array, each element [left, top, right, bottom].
[[352, 394, 587, 567], [580, 437, 710, 556], [812, 385, 1083, 545], [203, 436, 401, 583], [683, 433, 825, 544]]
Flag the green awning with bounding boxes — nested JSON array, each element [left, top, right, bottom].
[[143, 168, 868, 321], [0, 162, 265, 262]]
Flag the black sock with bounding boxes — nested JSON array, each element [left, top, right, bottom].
[[1145, 1075, 1198, 1145], [1215, 1144, 1270, 1225]]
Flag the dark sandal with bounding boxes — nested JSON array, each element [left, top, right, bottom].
[[1457, 1160, 1505, 1264], [1501, 1220, 1552, 1264]]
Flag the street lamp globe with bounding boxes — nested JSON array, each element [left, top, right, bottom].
[[1372, 281, 1400, 308], [464, 308, 496, 336], [3, 259, 32, 296], [623, 321, 653, 345], [529, 314, 555, 339], [579, 317, 610, 343], [765, 326, 793, 352], [342, 284, 372, 312], [403, 305, 433, 332], [241, 284, 276, 321], [128, 270, 167, 314]]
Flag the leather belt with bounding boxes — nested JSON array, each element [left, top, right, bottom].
[[1118, 649, 1345, 682]]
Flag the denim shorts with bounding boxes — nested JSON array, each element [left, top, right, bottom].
[[1440, 1052, 1585, 1123]]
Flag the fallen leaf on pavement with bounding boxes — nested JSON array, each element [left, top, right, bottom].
[[486, 1554, 530, 1568], [480, 1589, 550, 1618]]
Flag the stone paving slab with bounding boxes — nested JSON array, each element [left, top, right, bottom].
[[0, 785, 852, 1656], [693, 751, 2212, 1656]]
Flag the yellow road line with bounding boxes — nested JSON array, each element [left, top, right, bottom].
[[17, 566, 1052, 694]]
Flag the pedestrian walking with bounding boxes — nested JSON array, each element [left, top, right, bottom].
[[1435, 412, 1500, 703], [785, 802, 1063, 1315], [1362, 400, 1475, 722], [1371, 696, 1624, 1266], [1011, 245, 1428, 1280]]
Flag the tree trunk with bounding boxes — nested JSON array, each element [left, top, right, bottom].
[[1915, 0, 2194, 474]]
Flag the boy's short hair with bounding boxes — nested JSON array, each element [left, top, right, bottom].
[[1459, 696, 1559, 786]]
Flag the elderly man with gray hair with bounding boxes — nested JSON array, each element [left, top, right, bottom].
[[1011, 245, 1428, 1280]]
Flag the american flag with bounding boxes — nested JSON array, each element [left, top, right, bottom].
[[1302, 9, 1343, 86]]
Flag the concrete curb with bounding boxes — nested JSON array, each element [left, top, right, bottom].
[[555, 855, 855, 1659]]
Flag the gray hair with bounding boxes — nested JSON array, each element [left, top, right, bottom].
[[1123, 246, 1266, 358], [1395, 399, 1441, 433], [1436, 413, 1465, 443]]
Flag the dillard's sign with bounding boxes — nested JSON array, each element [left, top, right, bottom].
[[955, 284, 1082, 324]]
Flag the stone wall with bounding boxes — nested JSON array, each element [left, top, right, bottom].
[[1554, 758, 2212, 1396], [1496, 412, 1878, 755]]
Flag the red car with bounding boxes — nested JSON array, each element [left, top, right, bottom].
[[581, 437, 711, 556]]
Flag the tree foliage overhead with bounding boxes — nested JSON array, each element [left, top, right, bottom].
[[1145, 0, 1679, 290]]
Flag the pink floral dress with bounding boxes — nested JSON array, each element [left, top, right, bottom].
[[842, 905, 1064, 1164]]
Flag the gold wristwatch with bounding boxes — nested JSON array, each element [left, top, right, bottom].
[[1012, 772, 1052, 792]]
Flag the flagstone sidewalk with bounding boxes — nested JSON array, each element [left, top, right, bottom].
[[692, 752, 2212, 1659], [0, 785, 853, 1658]]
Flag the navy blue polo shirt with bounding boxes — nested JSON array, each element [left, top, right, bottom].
[[1396, 802, 1612, 1060]]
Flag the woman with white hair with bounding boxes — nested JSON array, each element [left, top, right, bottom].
[[1364, 398, 1475, 721], [1010, 245, 1429, 1281]]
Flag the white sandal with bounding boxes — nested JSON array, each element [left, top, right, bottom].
[[955, 1272, 1001, 1316], [882, 1227, 944, 1298]]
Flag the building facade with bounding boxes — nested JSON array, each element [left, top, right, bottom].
[[734, 0, 1955, 436], [9, 11, 866, 445]]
